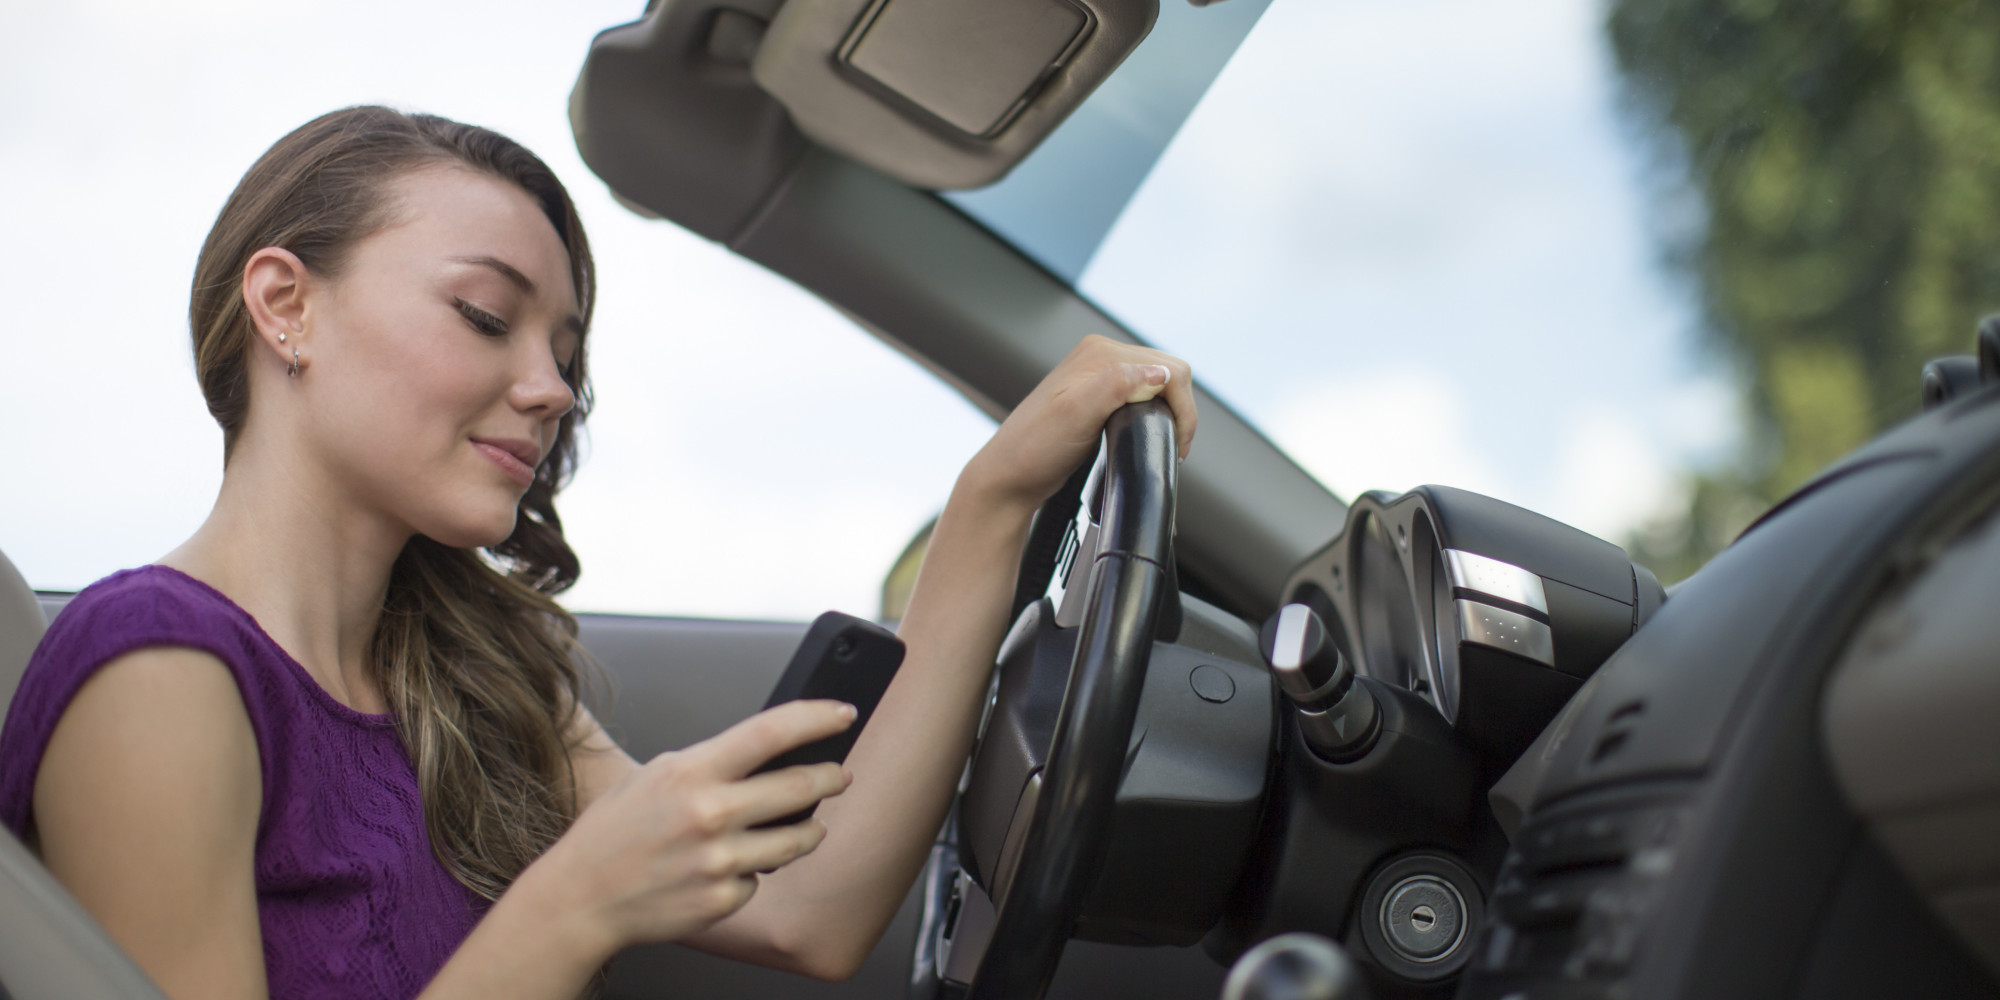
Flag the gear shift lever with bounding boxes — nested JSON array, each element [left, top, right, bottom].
[[1221, 933, 1370, 1000]]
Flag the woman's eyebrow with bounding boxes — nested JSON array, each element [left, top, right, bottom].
[[451, 254, 537, 294], [451, 255, 585, 334]]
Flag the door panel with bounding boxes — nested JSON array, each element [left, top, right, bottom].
[[577, 613, 812, 758]]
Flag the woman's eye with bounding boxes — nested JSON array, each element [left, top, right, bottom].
[[455, 298, 508, 337]]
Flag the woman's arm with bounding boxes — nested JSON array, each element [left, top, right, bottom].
[[671, 476, 1035, 978], [675, 335, 1198, 979], [34, 648, 616, 1000], [33, 648, 268, 1000]]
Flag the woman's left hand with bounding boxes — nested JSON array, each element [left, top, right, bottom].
[[963, 334, 1197, 512]]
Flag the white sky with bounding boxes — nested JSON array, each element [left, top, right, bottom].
[[1, 0, 1729, 619]]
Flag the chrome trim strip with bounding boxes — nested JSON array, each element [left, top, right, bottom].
[[1444, 549, 1548, 614], [1454, 599, 1556, 667]]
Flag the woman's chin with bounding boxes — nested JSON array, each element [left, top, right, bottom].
[[419, 508, 521, 551]]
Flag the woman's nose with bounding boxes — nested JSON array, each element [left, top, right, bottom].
[[511, 353, 576, 419]]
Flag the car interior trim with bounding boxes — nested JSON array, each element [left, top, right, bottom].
[[1444, 548, 1549, 615], [0, 550, 46, 717], [751, 0, 1160, 189], [1454, 599, 1556, 668]]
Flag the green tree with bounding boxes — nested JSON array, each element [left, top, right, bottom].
[[1608, 0, 2000, 581]]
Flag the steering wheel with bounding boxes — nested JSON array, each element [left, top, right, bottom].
[[950, 399, 1180, 1000]]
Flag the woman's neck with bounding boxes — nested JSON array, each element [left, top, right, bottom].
[[160, 445, 410, 715]]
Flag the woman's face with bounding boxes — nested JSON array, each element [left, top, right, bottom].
[[293, 165, 581, 548]]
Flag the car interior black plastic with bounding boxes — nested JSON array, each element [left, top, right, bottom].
[[1923, 355, 1983, 411], [1463, 372, 2000, 999], [1010, 458, 1098, 626], [958, 596, 1273, 946], [1822, 496, 2000, 980], [1206, 677, 1487, 978], [1281, 484, 1661, 777], [1982, 313, 2000, 385]]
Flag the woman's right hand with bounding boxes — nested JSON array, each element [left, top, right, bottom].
[[513, 699, 857, 958]]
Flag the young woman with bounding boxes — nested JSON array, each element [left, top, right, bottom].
[[0, 107, 1195, 999]]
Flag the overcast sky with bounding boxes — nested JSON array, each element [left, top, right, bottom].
[[1, 0, 1728, 620]]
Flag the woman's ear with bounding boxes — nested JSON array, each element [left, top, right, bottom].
[[242, 247, 310, 372]]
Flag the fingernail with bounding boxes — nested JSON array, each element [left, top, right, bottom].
[[842, 767, 855, 785], [839, 703, 858, 721], [1142, 364, 1170, 386]]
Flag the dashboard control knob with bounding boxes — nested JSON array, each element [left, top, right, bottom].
[[1220, 932, 1369, 1000], [1262, 603, 1347, 699], [1261, 604, 1380, 761]]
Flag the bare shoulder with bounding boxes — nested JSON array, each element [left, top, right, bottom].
[[36, 646, 261, 819], [33, 646, 267, 999]]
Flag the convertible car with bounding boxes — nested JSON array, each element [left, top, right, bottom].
[[4, 1, 1999, 999]]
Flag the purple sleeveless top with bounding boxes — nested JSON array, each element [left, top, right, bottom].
[[0, 566, 485, 999]]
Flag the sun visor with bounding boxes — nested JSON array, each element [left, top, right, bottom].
[[752, 0, 1158, 190]]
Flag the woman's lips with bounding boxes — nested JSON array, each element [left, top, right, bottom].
[[472, 440, 536, 488]]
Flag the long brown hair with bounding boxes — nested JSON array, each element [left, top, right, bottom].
[[189, 106, 596, 901]]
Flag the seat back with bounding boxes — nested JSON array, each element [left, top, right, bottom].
[[0, 549, 45, 717], [0, 825, 169, 1000], [0, 549, 167, 1000]]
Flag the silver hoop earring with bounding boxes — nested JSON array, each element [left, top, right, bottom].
[[288, 348, 301, 378]]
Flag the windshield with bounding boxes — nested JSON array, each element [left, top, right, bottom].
[[962, 0, 1999, 583]]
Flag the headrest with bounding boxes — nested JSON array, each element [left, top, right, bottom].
[[0, 548, 47, 716]]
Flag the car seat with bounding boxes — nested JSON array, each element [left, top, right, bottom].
[[0, 547, 169, 1000]]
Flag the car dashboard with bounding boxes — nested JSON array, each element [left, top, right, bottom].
[[1227, 370, 2000, 999]]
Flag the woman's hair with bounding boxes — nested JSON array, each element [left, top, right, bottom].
[[188, 106, 597, 901]]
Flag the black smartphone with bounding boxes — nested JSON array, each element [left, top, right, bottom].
[[748, 611, 905, 828]]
